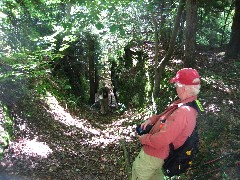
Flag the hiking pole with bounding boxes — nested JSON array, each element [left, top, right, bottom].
[[190, 156, 223, 171], [191, 160, 237, 180], [120, 139, 131, 180], [190, 151, 239, 179], [191, 152, 233, 170], [199, 154, 229, 167], [190, 167, 221, 179]]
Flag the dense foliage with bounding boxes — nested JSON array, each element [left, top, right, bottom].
[[1, 0, 237, 108]]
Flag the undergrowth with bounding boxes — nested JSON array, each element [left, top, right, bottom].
[[0, 103, 14, 160]]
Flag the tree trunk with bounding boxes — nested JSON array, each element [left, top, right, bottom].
[[153, 0, 185, 99], [184, 0, 198, 67], [152, 12, 160, 99], [88, 37, 96, 104], [227, 0, 240, 58], [178, 9, 186, 50], [159, 1, 168, 49], [221, 2, 234, 47]]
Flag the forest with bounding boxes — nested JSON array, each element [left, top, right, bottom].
[[0, 0, 239, 179]]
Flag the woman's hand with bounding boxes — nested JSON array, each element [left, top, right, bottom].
[[140, 119, 152, 130]]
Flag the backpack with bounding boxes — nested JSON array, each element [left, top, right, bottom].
[[102, 87, 109, 98], [162, 100, 204, 177]]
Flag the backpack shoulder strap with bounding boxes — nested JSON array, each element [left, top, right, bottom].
[[185, 100, 204, 113]]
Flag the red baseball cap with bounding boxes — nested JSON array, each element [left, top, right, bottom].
[[170, 68, 200, 85]]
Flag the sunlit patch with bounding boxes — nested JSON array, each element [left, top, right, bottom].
[[171, 59, 183, 64], [207, 104, 220, 113], [222, 99, 234, 105], [13, 137, 52, 158], [22, 138, 52, 158], [86, 124, 135, 147], [0, 12, 7, 18], [84, 115, 138, 147], [43, 92, 100, 135], [43, 92, 139, 147], [85, 109, 152, 147], [202, 76, 237, 93]]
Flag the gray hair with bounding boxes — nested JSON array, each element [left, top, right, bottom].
[[176, 78, 201, 96]]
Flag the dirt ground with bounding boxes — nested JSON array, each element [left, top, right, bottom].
[[0, 50, 239, 180]]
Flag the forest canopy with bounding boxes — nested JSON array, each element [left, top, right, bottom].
[[0, 0, 238, 107]]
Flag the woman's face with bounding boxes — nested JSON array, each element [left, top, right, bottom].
[[176, 83, 185, 100]]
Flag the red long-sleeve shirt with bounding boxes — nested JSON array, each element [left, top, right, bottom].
[[140, 96, 198, 160]]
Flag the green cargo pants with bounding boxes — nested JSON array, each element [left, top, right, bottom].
[[131, 149, 165, 180], [100, 98, 108, 114]]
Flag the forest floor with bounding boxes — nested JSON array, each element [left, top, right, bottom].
[[0, 49, 239, 180]]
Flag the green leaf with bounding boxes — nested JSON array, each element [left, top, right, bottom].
[[110, 24, 118, 33], [64, 85, 71, 90], [119, 27, 125, 36], [95, 22, 104, 30]]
